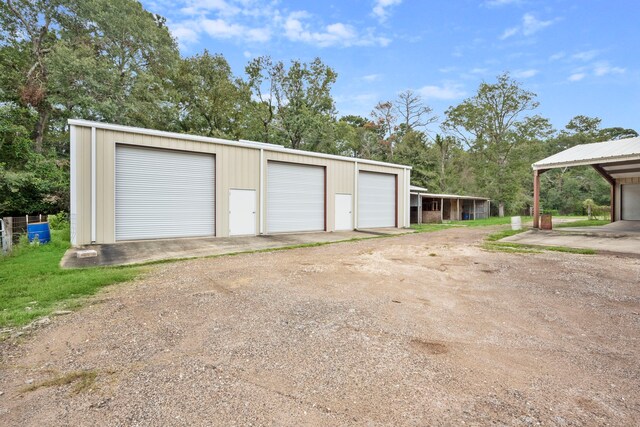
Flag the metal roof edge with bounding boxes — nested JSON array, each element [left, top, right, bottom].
[[532, 154, 640, 170], [68, 119, 412, 170]]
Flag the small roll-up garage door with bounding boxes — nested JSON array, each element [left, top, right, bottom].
[[115, 145, 215, 241], [621, 184, 640, 220], [267, 162, 325, 233], [358, 171, 396, 228]]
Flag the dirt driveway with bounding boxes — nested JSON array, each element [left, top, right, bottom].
[[1, 227, 639, 426]]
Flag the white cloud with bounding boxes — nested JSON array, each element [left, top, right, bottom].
[[568, 73, 586, 82], [243, 50, 252, 58], [163, 1, 394, 49], [283, 11, 389, 47], [362, 74, 381, 82], [500, 27, 519, 40], [418, 82, 466, 100], [372, 0, 402, 22], [593, 61, 625, 76], [485, 0, 521, 7], [200, 18, 270, 42], [500, 13, 555, 39], [571, 50, 599, 61], [513, 69, 538, 78], [549, 51, 565, 61]]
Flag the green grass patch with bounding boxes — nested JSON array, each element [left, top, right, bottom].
[[483, 227, 596, 255], [555, 219, 610, 228], [410, 223, 453, 233], [0, 227, 141, 328]]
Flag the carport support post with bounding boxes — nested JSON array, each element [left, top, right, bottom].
[[533, 169, 547, 228]]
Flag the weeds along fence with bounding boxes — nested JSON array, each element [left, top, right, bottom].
[[1, 214, 49, 254]]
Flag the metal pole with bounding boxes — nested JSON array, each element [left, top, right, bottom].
[[533, 169, 540, 228]]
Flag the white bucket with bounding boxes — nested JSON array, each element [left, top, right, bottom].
[[511, 216, 522, 230]]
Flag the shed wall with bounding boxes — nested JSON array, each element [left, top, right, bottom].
[[71, 124, 409, 245], [615, 176, 640, 221]]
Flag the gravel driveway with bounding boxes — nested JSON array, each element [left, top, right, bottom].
[[1, 227, 639, 426]]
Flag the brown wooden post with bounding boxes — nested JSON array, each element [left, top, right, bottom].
[[533, 169, 541, 228], [610, 182, 616, 222]]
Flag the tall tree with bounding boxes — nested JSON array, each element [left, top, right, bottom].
[[443, 73, 552, 216], [1, 0, 61, 152], [395, 89, 437, 133], [175, 51, 248, 139]]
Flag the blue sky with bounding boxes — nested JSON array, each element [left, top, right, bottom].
[[141, 0, 640, 133]]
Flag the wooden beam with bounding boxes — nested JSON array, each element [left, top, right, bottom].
[[592, 164, 615, 185], [603, 167, 640, 175]]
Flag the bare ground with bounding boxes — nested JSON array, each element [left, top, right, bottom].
[[1, 227, 639, 426]]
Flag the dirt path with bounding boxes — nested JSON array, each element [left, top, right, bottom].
[[1, 227, 639, 426]]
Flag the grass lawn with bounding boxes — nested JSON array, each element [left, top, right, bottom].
[[555, 219, 610, 228], [0, 228, 142, 328], [482, 228, 596, 255]]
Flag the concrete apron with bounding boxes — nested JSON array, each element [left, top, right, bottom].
[[61, 228, 413, 269], [502, 222, 640, 256]]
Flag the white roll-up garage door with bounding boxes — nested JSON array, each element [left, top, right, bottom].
[[267, 162, 325, 233], [358, 171, 396, 228], [621, 184, 640, 220], [115, 145, 215, 241]]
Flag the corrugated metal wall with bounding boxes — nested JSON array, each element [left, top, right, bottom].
[[70, 123, 410, 245]]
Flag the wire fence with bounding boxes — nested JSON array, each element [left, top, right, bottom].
[[1, 214, 49, 247]]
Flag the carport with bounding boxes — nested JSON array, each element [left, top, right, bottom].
[[533, 137, 640, 228]]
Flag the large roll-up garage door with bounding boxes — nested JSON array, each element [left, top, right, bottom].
[[116, 145, 215, 241], [358, 171, 396, 228], [267, 162, 325, 233], [621, 184, 640, 220]]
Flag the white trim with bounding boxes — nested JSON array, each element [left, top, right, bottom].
[[68, 119, 411, 170], [91, 126, 96, 243], [259, 148, 264, 235], [353, 161, 358, 229], [69, 125, 77, 246], [533, 155, 640, 170]]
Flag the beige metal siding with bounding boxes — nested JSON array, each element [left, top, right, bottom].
[[71, 122, 409, 245]]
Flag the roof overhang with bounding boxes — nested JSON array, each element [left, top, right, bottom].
[[532, 137, 640, 181]]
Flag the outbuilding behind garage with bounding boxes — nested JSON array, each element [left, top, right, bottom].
[[69, 120, 411, 246]]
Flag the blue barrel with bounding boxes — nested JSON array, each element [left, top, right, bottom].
[[27, 222, 51, 244]]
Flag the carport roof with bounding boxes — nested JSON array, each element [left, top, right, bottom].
[[533, 137, 640, 174]]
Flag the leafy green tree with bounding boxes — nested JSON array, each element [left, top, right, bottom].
[[175, 51, 249, 139], [443, 73, 552, 216]]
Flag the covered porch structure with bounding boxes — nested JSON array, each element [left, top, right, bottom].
[[410, 185, 490, 224], [532, 137, 640, 228]]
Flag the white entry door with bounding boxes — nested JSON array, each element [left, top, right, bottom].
[[229, 189, 256, 236], [335, 194, 353, 231]]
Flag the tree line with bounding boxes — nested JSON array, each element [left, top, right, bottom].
[[1, 0, 637, 217]]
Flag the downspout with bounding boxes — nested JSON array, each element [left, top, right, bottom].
[[353, 161, 358, 229], [91, 126, 96, 243], [259, 148, 264, 234]]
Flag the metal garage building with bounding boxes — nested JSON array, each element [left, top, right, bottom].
[[69, 120, 411, 246], [532, 136, 640, 227]]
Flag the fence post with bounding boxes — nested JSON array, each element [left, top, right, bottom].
[[4, 217, 13, 252], [25, 214, 29, 225], [39, 214, 42, 222]]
